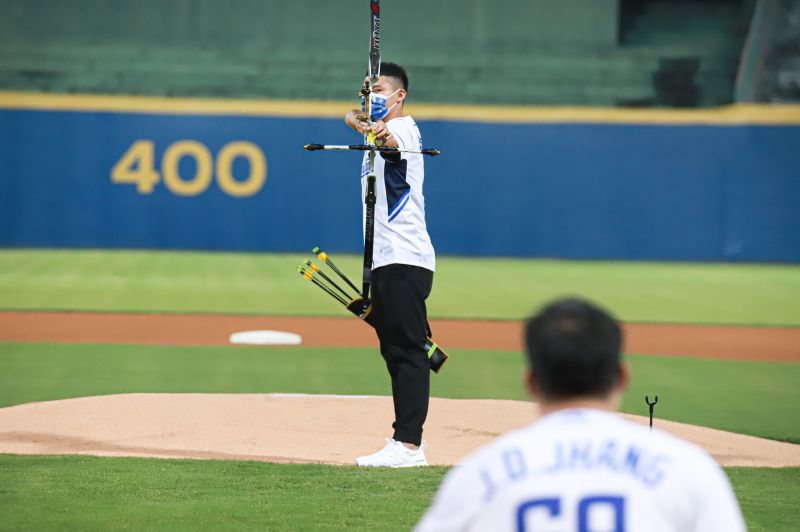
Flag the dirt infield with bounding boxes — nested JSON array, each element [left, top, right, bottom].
[[2, 393, 798, 467], [1, 311, 799, 361]]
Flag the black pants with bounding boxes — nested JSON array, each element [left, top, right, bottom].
[[370, 263, 434, 446]]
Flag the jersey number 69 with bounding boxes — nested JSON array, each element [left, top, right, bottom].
[[516, 495, 625, 532]]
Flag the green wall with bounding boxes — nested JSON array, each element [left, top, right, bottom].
[[0, 0, 743, 106], [0, 0, 619, 51]]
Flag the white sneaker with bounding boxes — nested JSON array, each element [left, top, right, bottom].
[[356, 438, 428, 468]]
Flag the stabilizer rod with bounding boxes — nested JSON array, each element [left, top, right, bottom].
[[304, 143, 440, 156]]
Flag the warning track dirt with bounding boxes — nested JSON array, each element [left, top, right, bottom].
[[1, 311, 798, 362]]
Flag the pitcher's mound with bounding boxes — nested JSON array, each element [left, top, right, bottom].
[[0, 393, 798, 467]]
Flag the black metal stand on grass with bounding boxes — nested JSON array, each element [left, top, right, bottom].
[[646, 395, 659, 430]]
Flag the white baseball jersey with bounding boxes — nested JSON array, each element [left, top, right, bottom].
[[416, 408, 746, 532], [361, 115, 435, 272]]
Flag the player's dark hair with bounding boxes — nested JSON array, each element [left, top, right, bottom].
[[379, 62, 408, 91], [524, 298, 623, 401]]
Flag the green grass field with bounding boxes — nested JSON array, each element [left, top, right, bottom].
[[1, 249, 799, 530], [2, 249, 799, 324], [1, 456, 797, 532], [1, 342, 799, 443]]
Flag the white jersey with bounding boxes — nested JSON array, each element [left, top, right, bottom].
[[416, 408, 746, 532], [361, 115, 435, 272]]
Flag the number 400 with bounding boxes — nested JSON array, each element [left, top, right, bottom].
[[111, 140, 267, 197]]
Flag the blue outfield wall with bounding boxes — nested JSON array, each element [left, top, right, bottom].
[[1, 103, 799, 261]]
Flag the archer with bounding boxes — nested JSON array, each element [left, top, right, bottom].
[[345, 62, 437, 468]]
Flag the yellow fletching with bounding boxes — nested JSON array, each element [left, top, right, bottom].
[[367, 131, 377, 144], [303, 271, 313, 280], [319, 252, 328, 261], [309, 262, 320, 272]]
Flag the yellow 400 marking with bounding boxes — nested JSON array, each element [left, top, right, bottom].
[[111, 140, 267, 197]]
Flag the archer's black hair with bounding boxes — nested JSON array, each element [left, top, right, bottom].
[[524, 298, 623, 401], [378, 62, 408, 91]]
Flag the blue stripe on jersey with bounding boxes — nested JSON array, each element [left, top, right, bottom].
[[388, 190, 411, 222], [384, 157, 410, 216]]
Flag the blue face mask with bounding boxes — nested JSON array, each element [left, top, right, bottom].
[[368, 89, 400, 122]]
